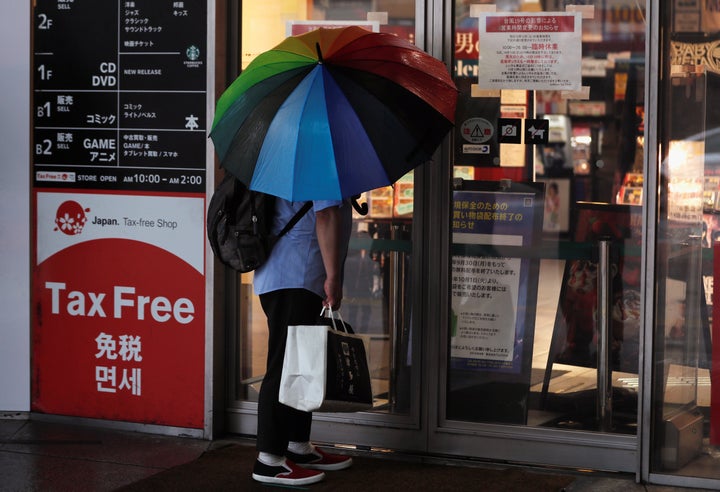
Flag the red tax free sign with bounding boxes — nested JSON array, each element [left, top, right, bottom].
[[32, 237, 205, 428], [32, 192, 206, 429], [484, 15, 576, 33]]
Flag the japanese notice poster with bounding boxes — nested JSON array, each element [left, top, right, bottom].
[[451, 189, 540, 373], [477, 12, 582, 91], [31, 0, 210, 428]]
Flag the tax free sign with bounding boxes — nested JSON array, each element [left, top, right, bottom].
[[32, 192, 206, 428]]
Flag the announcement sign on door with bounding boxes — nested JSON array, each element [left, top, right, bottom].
[[477, 12, 582, 91], [451, 188, 540, 373]]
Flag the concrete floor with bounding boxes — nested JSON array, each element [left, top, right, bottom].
[[0, 416, 210, 491], [0, 416, 711, 492]]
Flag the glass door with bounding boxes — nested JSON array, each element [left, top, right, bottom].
[[225, 0, 429, 452], [426, 0, 647, 472], [643, 1, 720, 488]]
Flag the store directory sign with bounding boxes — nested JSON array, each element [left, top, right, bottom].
[[33, 0, 207, 192]]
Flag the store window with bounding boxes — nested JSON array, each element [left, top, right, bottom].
[[230, 0, 418, 416], [448, 0, 646, 433], [648, 1, 720, 483]]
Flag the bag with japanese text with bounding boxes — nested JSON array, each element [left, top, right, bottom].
[[279, 308, 373, 413]]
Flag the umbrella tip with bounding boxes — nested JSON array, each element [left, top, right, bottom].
[[316, 42, 323, 63]]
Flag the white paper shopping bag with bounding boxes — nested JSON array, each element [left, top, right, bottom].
[[279, 317, 373, 413]]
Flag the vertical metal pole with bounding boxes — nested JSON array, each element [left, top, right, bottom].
[[684, 236, 703, 405], [597, 239, 613, 431], [388, 225, 400, 411]]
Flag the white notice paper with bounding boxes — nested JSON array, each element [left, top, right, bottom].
[[477, 12, 582, 91]]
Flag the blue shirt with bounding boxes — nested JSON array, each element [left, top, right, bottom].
[[253, 198, 352, 298]]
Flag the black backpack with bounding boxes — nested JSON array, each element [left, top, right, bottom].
[[207, 174, 311, 272]]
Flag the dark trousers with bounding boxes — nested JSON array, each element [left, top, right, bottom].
[[257, 288, 323, 455]]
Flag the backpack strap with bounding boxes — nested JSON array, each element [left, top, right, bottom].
[[277, 201, 312, 238]]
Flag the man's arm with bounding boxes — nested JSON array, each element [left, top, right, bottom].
[[316, 205, 343, 309]]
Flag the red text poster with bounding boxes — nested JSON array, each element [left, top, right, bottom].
[[477, 12, 582, 91]]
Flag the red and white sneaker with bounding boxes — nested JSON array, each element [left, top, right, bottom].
[[252, 459, 325, 485], [285, 446, 353, 471]]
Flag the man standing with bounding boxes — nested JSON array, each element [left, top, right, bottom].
[[251, 198, 354, 486]]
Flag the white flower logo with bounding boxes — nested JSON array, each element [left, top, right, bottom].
[[54, 201, 90, 236]]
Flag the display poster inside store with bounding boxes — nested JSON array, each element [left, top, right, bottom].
[[31, 0, 209, 428], [552, 203, 642, 374], [476, 12, 582, 91], [451, 189, 539, 373]]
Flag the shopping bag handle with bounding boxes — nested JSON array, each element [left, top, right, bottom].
[[320, 306, 349, 333]]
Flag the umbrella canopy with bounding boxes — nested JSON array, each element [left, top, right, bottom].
[[210, 26, 458, 201]]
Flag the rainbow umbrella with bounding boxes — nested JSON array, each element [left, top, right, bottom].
[[210, 26, 458, 201]]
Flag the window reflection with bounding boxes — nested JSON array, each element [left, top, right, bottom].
[[447, 0, 647, 434], [650, 31, 719, 478]]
